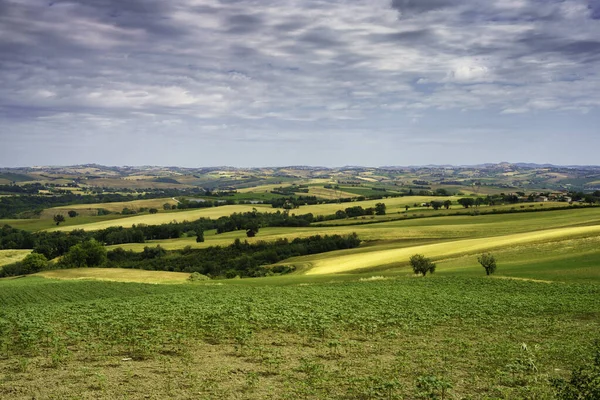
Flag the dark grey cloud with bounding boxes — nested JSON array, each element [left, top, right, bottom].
[[390, 0, 454, 15], [0, 0, 599, 167], [226, 14, 264, 34]]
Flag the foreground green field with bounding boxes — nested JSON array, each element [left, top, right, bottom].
[[0, 275, 598, 399]]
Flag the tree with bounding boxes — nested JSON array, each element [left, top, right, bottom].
[[149, 208, 158, 214], [375, 202, 386, 215], [21, 253, 49, 274], [53, 214, 66, 225], [68, 210, 78, 218], [405, 205, 410, 211], [477, 253, 497, 275], [61, 239, 107, 268], [409, 254, 436, 276], [430, 201, 443, 210], [457, 198, 475, 208], [443, 200, 452, 209], [196, 231, 204, 243], [163, 203, 173, 210]]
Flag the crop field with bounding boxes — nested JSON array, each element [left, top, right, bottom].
[[43, 197, 179, 214], [301, 225, 600, 275], [0, 275, 598, 399], [47, 204, 275, 232], [36, 268, 190, 284], [0, 249, 31, 267], [103, 207, 600, 254], [0, 213, 130, 232], [295, 195, 462, 215]]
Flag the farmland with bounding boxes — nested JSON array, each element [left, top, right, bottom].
[[47, 204, 275, 232], [0, 164, 599, 398], [1, 274, 599, 399]]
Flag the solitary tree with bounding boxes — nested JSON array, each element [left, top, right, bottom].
[[68, 210, 78, 218], [196, 231, 205, 243], [149, 208, 158, 214], [405, 205, 410, 212], [53, 214, 66, 225], [409, 254, 436, 276], [443, 200, 452, 210], [478, 253, 497, 275]]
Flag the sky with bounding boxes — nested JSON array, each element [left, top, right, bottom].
[[1, 0, 600, 168]]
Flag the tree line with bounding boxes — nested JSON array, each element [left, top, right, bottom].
[[0, 233, 361, 279]]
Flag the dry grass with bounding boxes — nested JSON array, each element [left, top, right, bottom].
[[36, 268, 190, 283], [0, 249, 31, 267]]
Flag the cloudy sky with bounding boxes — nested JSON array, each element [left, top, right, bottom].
[[1, 0, 599, 167]]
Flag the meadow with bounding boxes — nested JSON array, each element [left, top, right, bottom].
[[0, 274, 598, 399], [1, 182, 598, 398]]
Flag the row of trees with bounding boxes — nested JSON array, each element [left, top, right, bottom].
[[0, 234, 362, 279]]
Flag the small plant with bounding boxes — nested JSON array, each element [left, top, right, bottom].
[[409, 254, 436, 276], [477, 253, 497, 275], [415, 375, 452, 399], [551, 341, 600, 399]]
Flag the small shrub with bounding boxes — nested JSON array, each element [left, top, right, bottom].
[[551, 341, 600, 399], [187, 272, 210, 282]]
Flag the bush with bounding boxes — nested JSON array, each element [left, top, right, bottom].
[[551, 341, 600, 399], [187, 272, 210, 282]]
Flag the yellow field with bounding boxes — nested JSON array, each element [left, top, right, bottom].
[[43, 198, 179, 215], [237, 184, 290, 193], [296, 195, 464, 215], [0, 249, 31, 267], [306, 187, 358, 199], [304, 225, 600, 275], [36, 268, 190, 283], [48, 204, 275, 231]]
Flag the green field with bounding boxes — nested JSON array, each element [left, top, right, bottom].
[[1, 196, 599, 398], [0, 274, 598, 399]]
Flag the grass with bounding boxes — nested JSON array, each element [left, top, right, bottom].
[[36, 268, 190, 284], [301, 225, 600, 275], [0, 275, 598, 399], [1, 203, 599, 398], [42, 197, 179, 214], [0, 213, 129, 232], [103, 206, 600, 253], [47, 204, 275, 232], [0, 249, 31, 267]]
